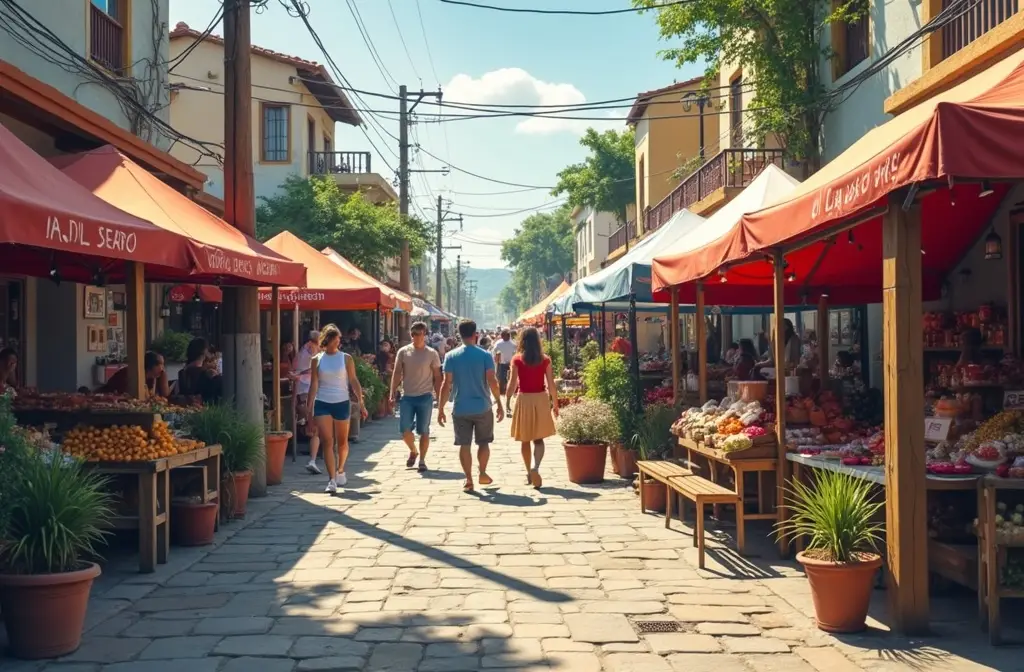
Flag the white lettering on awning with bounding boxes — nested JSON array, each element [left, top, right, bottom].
[[46, 216, 137, 253]]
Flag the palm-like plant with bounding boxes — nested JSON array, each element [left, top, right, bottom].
[[775, 469, 884, 563], [630, 404, 676, 460], [183, 404, 264, 474]]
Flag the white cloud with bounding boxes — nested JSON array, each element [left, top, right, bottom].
[[444, 68, 621, 135]]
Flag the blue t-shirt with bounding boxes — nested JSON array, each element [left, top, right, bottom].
[[443, 344, 494, 416]]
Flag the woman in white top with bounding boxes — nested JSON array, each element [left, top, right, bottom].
[[306, 324, 368, 494]]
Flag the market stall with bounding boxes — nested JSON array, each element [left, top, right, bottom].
[[516, 280, 570, 326], [650, 49, 1024, 635]]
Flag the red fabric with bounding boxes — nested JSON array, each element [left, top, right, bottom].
[[168, 284, 223, 303], [652, 48, 1024, 303], [321, 247, 413, 311], [513, 355, 550, 394]]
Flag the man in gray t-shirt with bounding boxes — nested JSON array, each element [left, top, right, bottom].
[[390, 321, 442, 471]]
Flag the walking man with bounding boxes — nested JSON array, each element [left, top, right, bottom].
[[295, 330, 322, 475], [390, 321, 442, 472], [493, 328, 517, 398], [438, 321, 504, 493]]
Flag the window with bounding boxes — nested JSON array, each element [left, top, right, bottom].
[[729, 74, 743, 147], [89, 0, 128, 72], [638, 155, 646, 231], [941, 0, 1019, 60], [832, 2, 869, 80], [261, 104, 290, 163]]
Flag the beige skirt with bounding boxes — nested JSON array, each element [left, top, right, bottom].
[[511, 392, 557, 442]]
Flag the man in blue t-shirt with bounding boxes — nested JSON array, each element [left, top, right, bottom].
[[438, 320, 505, 492]]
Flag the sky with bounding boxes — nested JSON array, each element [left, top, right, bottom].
[[169, 0, 703, 269]]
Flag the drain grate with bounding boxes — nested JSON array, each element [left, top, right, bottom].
[[634, 620, 682, 633]]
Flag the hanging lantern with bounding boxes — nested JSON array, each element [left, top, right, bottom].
[[984, 229, 1003, 261], [159, 304, 171, 319]]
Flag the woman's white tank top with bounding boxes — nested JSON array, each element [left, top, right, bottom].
[[314, 351, 349, 403]]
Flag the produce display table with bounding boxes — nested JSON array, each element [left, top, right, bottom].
[[84, 445, 222, 573], [678, 437, 778, 542], [785, 453, 980, 491], [978, 475, 1024, 645]]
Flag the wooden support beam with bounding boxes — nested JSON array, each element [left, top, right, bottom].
[[124, 262, 146, 399], [291, 303, 300, 462], [772, 251, 789, 557], [1009, 207, 1023, 356], [817, 295, 830, 388], [882, 197, 929, 635], [695, 283, 707, 403], [670, 286, 680, 405], [271, 286, 281, 431]]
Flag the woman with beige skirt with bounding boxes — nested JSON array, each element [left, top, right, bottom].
[[506, 327, 559, 488]]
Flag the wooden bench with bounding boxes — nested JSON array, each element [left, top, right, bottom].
[[667, 474, 744, 569], [636, 460, 692, 514]]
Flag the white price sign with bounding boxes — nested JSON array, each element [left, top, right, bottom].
[[924, 417, 953, 442], [1004, 391, 1024, 410]]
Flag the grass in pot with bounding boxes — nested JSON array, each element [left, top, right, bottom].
[[630, 403, 677, 512], [0, 446, 113, 659], [775, 469, 884, 633], [184, 404, 265, 519], [556, 398, 618, 484]]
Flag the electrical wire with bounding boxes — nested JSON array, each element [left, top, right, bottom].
[[167, 4, 224, 72], [345, 0, 400, 93], [438, 0, 697, 16], [387, 0, 421, 81]]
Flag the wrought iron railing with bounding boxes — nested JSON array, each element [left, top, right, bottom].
[[645, 148, 786, 231], [90, 4, 125, 72], [941, 0, 1018, 60], [308, 151, 372, 175], [608, 218, 636, 252]]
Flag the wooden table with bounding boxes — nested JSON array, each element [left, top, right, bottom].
[[86, 445, 222, 573], [978, 475, 1024, 644]]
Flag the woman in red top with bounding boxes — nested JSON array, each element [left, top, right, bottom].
[[506, 327, 558, 489]]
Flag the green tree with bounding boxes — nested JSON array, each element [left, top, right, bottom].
[[552, 128, 636, 222], [500, 205, 574, 314], [634, 0, 867, 172], [256, 175, 433, 278]]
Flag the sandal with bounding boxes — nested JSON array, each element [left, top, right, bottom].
[[478, 473, 494, 486], [463, 480, 474, 493], [406, 453, 417, 468], [418, 461, 428, 473], [529, 469, 543, 489]]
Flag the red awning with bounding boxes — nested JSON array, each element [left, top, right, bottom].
[[168, 284, 223, 303], [0, 122, 200, 280], [53, 146, 306, 287], [653, 48, 1024, 304], [321, 247, 413, 311]]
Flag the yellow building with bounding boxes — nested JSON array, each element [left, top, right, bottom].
[[167, 22, 397, 204]]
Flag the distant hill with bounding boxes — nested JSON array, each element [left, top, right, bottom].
[[465, 267, 511, 303]]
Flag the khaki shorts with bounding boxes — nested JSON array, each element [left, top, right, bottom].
[[453, 411, 494, 447]]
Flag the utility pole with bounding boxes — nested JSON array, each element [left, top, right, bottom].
[[467, 280, 478, 321], [455, 254, 462, 319], [435, 195, 462, 310], [222, 0, 266, 496]]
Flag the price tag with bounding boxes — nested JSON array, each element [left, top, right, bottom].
[[1004, 391, 1024, 410], [924, 417, 953, 442]]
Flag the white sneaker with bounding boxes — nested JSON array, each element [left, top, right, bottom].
[[336, 472, 348, 487], [324, 480, 336, 494], [306, 460, 322, 475]]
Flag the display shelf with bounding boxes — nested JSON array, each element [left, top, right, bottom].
[[977, 477, 1024, 645], [785, 453, 981, 491], [928, 539, 978, 590]]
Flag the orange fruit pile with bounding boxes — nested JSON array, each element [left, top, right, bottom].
[[62, 421, 205, 462]]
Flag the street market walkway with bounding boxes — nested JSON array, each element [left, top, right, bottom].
[[4, 416, 1019, 671]]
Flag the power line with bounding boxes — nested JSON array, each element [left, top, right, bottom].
[[345, 0, 399, 93], [415, 0, 441, 83], [388, 0, 421, 81], [438, 0, 696, 16]]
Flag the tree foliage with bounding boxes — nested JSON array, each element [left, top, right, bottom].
[[634, 0, 867, 171], [256, 175, 433, 279], [552, 128, 636, 222], [499, 204, 574, 315]]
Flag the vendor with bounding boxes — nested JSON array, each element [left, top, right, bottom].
[[0, 347, 17, 393], [957, 327, 984, 369], [831, 350, 858, 379], [759, 319, 802, 371], [100, 351, 171, 398], [280, 341, 296, 377], [175, 337, 223, 403], [724, 342, 740, 365], [732, 339, 762, 381]]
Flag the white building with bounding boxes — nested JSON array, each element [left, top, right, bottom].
[[572, 205, 618, 280]]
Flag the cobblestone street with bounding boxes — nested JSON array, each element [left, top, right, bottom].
[[2, 416, 1017, 671]]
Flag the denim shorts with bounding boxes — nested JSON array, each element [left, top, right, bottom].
[[313, 399, 351, 421], [400, 394, 433, 436]]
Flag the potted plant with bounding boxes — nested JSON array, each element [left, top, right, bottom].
[[0, 449, 113, 659], [184, 405, 264, 519], [171, 495, 218, 547], [264, 408, 292, 487], [630, 404, 677, 512], [775, 469, 884, 633], [556, 398, 619, 484]]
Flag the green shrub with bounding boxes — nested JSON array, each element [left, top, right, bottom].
[[582, 354, 636, 444], [629, 403, 677, 460], [579, 340, 599, 364], [544, 337, 564, 375], [556, 398, 619, 445], [184, 404, 265, 474], [0, 395, 32, 537], [354, 357, 386, 415], [150, 330, 192, 363]]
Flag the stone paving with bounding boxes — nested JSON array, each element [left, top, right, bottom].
[[1, 415, 1020, 671]]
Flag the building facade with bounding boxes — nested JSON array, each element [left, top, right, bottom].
[[572, 205, 617, 279]]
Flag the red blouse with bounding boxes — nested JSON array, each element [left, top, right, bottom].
[[512, 354, 550, 394]]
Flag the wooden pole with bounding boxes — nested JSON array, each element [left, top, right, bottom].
[[560, 314, 569, 370], [223, 0, 266, 496], [882, 196, 929, 634], [817, 294, 830, 388], [670, 286, 680, 405], [1009, 207, 1023, 356], [600, 304, 606, 356], [628, 292, 641, 412], [695, 282, 707, 404], [772, 251, 789, 557], [124, 262, 146, 399], [271, 287, 281, 431], [291, 303, 300, 462]]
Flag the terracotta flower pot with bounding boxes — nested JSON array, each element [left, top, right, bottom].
[[640, 479, 667, 513], [231, 470, 253, 518], [0, 563, 101, 659], [264, 431, 293, 486], [798, 551, 882, 633], [171, 501, 218, 546], [609, 443, 619, 465], [616, 448, 638, 478], [563, 442, 607, 484]]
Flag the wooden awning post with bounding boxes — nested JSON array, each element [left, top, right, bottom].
[[695, 282, 708, 404], [291, 302, 300, 461], [670, 286, 680, 405], [817, 294, 830, 388], [600, 304, 606, 356], [271, 286, 281, 431], [561, 314, 569, 370], [882, 195, 929, 635], [125, 261, 146, 399], [628, 292, 641, 412], [772, 251, 789, 557]]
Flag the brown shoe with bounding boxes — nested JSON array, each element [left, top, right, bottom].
[[406, 453, 417, 468]]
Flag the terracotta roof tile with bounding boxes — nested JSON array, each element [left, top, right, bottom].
[[626, 75, 706, 125]]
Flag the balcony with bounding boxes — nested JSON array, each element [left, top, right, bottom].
[[89, 4, 125, 72], [646, 148, 785, 230], [941, 0, 1018, 60], [608, 219, 636, 254], [308, 151, 397, 203]]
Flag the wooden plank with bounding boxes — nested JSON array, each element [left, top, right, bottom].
[[696, 282, 707, 403], [124, 261, 146, 399], [271, 286, 281, 431], [670, 286, 680, 405], [772, 251, 789, 557], [882, 197, 929, 635], [138, 472, 157, 573]]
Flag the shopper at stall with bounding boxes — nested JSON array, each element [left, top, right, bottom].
[[493, 329, 517, 396], [732, 339, 762, 381], [295, 331, 322, 475], [101, 352, 171, 398], [343, 327, 362, 356], [175, 337, 223, 403], [505, 327, 558, 489], [391, 321, 442, 472], [280, 341, 296, 378], [306, 323, 368, 494], [0, 348, 17, 393], [724, 342, 740, 365], [759, 319, 802, 372], [957, 327, 985, 369], [376, 338, 395, 377]]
